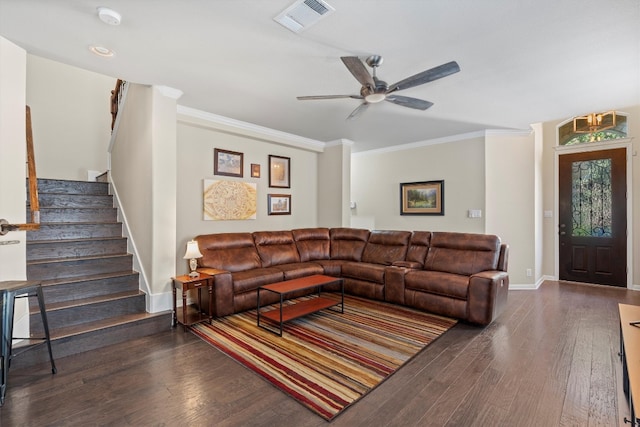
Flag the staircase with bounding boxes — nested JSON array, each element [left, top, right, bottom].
[[15, 178, 170, 368]]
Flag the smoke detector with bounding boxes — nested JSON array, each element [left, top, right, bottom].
[[97, 7, 121, 26], [274, 0, 335, 33]]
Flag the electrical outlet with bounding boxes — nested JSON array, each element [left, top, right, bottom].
[[526, 268, 533, 277]]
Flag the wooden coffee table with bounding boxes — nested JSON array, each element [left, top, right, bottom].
[[257, 274, 344, 336]]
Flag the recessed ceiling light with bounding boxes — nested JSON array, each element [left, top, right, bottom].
[[90, 45, 115, 57], [97, 7, 121, 26]]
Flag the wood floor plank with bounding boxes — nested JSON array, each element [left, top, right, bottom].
[[1, 280, 639, 427]]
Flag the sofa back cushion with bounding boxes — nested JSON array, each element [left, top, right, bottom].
[[253, 231, 301, 267], [195, 233, 261, 272], [361, 230, 411, 265], [425, 232, 501, 275], [404, 231, 432, 266], [330, 228, 370, 261], [292, 228, 330, 261]]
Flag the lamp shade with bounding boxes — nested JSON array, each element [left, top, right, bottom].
[[183, 240, 203, 259]]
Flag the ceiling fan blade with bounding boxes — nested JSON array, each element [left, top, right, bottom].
[[341, 56, 375, 88], [388, 61, 460, 93], [346, 103, 369, 120], [297, 94, 362, 100], [385, 95, 434, 110]]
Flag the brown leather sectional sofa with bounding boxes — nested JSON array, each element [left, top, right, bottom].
[[195, 227, 509, 326]]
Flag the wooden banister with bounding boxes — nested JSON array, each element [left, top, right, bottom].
[[110, 79, 123, 131], [0, 105, 40, 235]]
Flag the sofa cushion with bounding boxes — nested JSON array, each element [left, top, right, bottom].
[[253, 231, 301, 267], [341, 261, 386, 284], [231, 268, 284, 295], [313, 259, 345, 276], [404, 270, 469, 300], [361, 230, 411, 265], [292, 228, 331, 261], [271, 262, 324, 280], [403, 231, 431, 267], [196, 233, 261, 272], [425, 232, 500, 275], [329, 228, 370, 261]]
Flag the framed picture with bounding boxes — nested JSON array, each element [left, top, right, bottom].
[[251, 163, 261, 178], [400, 180, 444, 215], [267, 194, 291, 215], [268, 155, 290, 188], [214, 148, 243, 177]]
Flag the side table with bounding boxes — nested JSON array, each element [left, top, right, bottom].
[[172, 273, 213, 331]]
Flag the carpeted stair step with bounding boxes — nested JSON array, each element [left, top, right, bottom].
[[27, 253, 133, 281], [27, 237, 127, 261]]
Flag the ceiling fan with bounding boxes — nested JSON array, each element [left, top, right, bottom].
[[297, 55, 460, 120]]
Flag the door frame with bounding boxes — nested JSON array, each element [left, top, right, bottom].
[[554, 139, 633, 288]]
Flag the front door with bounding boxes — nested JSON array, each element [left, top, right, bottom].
[[558, 148, 627, 287]]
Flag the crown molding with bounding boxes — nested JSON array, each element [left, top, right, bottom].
[[353, 127, 533, 157], [352, 130, 486, 157], [177, 105, 325, 152]]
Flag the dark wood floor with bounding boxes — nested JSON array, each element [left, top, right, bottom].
[[1, 280, 639, 426]]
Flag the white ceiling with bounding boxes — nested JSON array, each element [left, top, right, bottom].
[[1, 0, 639, 152]]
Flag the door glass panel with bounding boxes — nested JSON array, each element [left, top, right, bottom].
[[571, 158, 612, 237]]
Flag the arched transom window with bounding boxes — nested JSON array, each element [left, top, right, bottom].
[[558, 111, 628, 146]]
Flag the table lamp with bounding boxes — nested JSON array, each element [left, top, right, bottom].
[[183, 240, 203, 277]]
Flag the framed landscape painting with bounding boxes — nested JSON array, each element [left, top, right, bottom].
[[214, 148, 243, 177], [400, 180, 444, 215]]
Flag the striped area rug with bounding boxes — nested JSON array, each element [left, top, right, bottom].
[[190, 294, 457, 421]]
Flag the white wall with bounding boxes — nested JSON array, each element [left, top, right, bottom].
[[26, 55, 114, 180], [110, 84, 181, 312], [176, 116, 320, 276], [351, 135, 486, 232], [0, 36, 29, 336], [485, 131, 537, 287], [318, 141, 352, 227]]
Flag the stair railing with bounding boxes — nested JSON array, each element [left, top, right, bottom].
[[110, 79, 124, 131], [0, 106, 40, 235]]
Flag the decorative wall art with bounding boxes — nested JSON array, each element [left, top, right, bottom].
[[400, 180, 444, 215], [203, 179, 257, 220], [214, 148, 243, 177], [251, 163, 261, 178], [268, 155, 290, 188], [267, 194, 291, 215]]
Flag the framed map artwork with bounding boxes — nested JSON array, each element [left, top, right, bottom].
[[203, 179, 257, 220]]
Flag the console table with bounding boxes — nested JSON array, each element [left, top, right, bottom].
[[619, 303, 640, 426]]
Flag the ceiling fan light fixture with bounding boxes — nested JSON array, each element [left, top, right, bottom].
[[364, 93, 386, 103]]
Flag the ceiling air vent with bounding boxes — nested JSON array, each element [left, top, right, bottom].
[[274, 0, 335, 33]]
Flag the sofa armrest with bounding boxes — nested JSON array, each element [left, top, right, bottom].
[[467, 271, 509, 326], [385, 266, 408, 305], [392, 260, 423, 269], [198, 268, 234, 317]]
